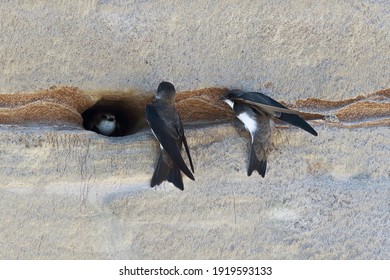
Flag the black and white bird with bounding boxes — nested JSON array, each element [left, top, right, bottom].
[[145, 81, 195, 190], [89, 111, 121, 136], [223, 90, 317, 177]]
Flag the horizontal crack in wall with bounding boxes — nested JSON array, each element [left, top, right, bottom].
[[0, 86, 389, 131]]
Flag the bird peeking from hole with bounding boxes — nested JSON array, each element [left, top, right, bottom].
[[88, 111, 121, 136]]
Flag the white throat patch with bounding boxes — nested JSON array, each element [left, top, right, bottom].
[[224, 99, 234, 108], [237, 112, 257, 142], [97, 120, 116, 135]]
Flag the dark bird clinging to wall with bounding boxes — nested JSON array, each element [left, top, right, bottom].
[[223, 90, 317, 177], [145, 81, 195, 190]]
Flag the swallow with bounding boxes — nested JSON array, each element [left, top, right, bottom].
[[88, 111, 121, 136], [223, 90, 317, 177], [145, 81, 195, 190]]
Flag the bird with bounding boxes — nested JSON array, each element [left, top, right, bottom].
[[223, 90, 317, 177], [88, 111, 121, 136], [145, 81, 195, 190]]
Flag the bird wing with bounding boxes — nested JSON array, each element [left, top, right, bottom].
[[233, 97, 299, 115], [230, 91, 318, 136], [175, 118, 195, 173], [145, 104, 195, 180]]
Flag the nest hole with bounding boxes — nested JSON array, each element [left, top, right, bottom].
[[81, 97, 148, 137]]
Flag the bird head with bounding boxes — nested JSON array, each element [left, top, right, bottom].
[[156, 81, 176, 99]]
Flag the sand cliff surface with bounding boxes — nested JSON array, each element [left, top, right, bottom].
[[0, 0, 389, 259]]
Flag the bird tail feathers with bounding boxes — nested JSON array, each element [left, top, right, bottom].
[[167, 166, 184, 190], [247, 145, 267, 177], [151, 153, 184, 190]]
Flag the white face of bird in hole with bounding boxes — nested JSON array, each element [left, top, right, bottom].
[[94, 112, 117, 135]]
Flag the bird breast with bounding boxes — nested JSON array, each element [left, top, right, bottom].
[[237, 112, 257, 142], [96, 120, 116, 135]]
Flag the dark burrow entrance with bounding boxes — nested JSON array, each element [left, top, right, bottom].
[[81, 97, 149, 137]]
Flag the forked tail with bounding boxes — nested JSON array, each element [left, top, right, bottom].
[[247, 145, 267, 177], [151, 153, 184, 190]]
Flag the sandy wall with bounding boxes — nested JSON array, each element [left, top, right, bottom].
[[1, 1, 389, 99], [0, 0, 389, 259]]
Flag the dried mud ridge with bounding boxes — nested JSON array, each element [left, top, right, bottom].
[[0, 86, 388, 135]]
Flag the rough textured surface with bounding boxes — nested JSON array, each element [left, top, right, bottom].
[[1, 0, 389, 100], [0, 86, 94, 126], [0, 0, 389, 259], [0, 124, 389, 259]]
